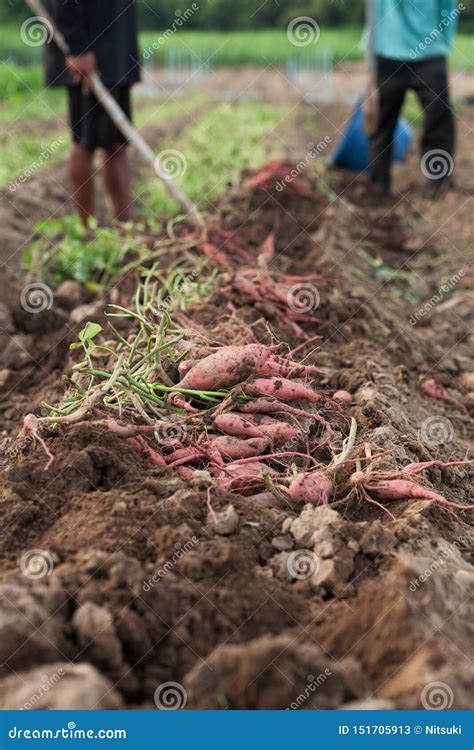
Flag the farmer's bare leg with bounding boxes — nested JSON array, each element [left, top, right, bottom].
[[101, 143, 134, 222], [69, 143, 95, 226]]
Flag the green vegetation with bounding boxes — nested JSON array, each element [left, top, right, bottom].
[[2, 26, 473, 69], [0, 125, 67, 186], [137, 102, 286, 216], [3, 0, 473, 32], [140, 28, 367, 66], [23, 216, 149, 288], [21, 101, 285, 285]]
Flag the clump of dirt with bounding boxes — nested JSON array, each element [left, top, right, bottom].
[[0, 122, 473, 710]]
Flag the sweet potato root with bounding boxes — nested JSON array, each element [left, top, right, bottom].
[[208, 436, 271, 465], [244, 377, 329, 403], [421, 378, 468, 415], [288, 472, 332, 505], [178, 345, 275, 391], [360, 478, 474, 509], [214, 413, 265, 439]]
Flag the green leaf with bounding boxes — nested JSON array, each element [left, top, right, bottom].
[[70, 321, 103, 350]]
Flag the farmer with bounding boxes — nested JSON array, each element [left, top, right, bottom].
[[43, 0, 140, 224], [370, 0, 459, 198]]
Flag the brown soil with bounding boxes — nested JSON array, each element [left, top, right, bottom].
[[0, 91, 472, 711]]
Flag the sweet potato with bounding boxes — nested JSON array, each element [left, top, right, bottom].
[[421, 378, 468, 415], [287, 473, 332, 505], [177, 344, 321, 393], [214, 413, 265, 439], [178, 345, 273, 391], [208, 436, 271, 465], [238, 398, 315, 418], [216, 412, 300, 445], [258, 230, 276, 268], [333, 390, 353, 404], [165, 446, 206, 466], [257, 416, 301, 446], [363, 478, 474, 509], [217, 461, 277, 494], [244, 377, 327, 403]]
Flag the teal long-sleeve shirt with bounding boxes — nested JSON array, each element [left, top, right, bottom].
[[374, 0, 461, 61]]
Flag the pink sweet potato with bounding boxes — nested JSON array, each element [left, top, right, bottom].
[[333, 390, 353, 405], [362, 478, 474, 509], [257, 416, 301, 446], [258, 230, 276, 268], [238, 398, 316, 418], [421, 378, 468, 415], [178, 345, 273, 391], [214, 413, 265, 439], [215, 412, 301, 448], [209, 436, 271, 464], [244, 377, 327, 403], [216, 461, 277, 494], [287, 473, 332, 505]]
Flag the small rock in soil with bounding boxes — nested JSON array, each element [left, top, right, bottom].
[[271, 533, 294, 552], [70, 304, 102, 325], [209, 504, 239, 536], [73, 601, 124, 671], [283, 505, 344, 547], [56, 280, 87, 310], [2, 335, 34, 369]]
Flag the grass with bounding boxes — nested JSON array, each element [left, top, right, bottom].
[[0, 86, 203, 186], [23, 216, 151, 288], [135, 101, 287, 216], [1, 25, 473, 69], [0, 123, 68, 187]]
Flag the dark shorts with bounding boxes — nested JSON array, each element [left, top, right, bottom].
[[67, 85, 132, 151]]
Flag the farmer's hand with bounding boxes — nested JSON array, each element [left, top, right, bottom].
[[67, 52, 97, 92]]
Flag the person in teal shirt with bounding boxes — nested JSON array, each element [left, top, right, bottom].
[[370, 0, 461, 198]]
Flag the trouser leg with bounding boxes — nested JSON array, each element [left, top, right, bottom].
[[412, 56, 455, 182], [370, 57, 408, 193]]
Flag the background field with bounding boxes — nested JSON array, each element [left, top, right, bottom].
[[2, 25, 474, 70]]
